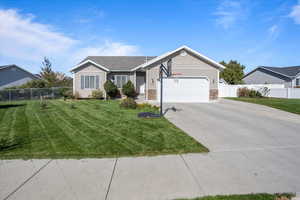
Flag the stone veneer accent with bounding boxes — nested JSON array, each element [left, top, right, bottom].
[[209, 89, 218, 100], [147, 89, 157, 100]]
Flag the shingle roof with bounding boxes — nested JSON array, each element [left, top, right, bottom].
[[261, 66, 300, 77], [81, 56, 156, 71]]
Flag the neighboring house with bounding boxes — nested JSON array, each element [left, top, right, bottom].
[[0, 65, 39, 89], [243, 66, 300, 88], [70, 45, 225, 102]]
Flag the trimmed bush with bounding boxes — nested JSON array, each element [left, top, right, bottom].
[[104, 80, 119, 99], [120, 98, 137, 109], [137, 103, 159, 110], [91, 89, 104, 99], [122, 80, 136, 98]]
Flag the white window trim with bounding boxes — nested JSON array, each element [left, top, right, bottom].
[[82, 75, 99, 89]]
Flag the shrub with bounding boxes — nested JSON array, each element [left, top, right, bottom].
[[91, 89, 104, 99], [59, 88, 73, 100], [238, 87, 250, 97], [104, 80, 119, 99], [238, 87, 262, 98], [122, 80, 136, 98], [120, 98, 137, 109]]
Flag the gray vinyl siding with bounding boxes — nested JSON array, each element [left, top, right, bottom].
[[243, 68, 292, 88], [0, 66, 36, 89], [145, 51, 219, 99], [73, 63, 107, 98]]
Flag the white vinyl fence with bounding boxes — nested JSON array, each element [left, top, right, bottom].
[[219, 84, 300, 99], [268, 88, 300, 99]]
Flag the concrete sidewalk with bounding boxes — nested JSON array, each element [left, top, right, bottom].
[[1, 148, 300, 200]]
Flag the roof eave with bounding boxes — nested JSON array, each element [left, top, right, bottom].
[[131, 45, 225, 72], [70, 59, 110, 72]]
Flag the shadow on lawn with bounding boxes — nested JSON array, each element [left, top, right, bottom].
[[0, 104, 26, 109]]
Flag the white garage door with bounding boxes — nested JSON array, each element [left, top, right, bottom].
[[157, 77, 209, 103]]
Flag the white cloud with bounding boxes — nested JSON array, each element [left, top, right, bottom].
[[0, 9, 76, 61], [214, 0, 245, 29], [0, 9, 139, 71], [72, 41, 139, 63], [289, 1, 300, 24]]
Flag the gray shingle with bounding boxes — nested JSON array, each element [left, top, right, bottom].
[[262, 66, 300, 77], [81, 56, 156, 71]]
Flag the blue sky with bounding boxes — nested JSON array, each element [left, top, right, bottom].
[[0, 0, 300, 74]]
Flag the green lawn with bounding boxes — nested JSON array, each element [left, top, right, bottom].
[[176, 193, 294, 200], [227, 97, 300, 115], [0, 99, 208, 159]]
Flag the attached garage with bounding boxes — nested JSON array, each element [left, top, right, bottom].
[[157, 77, 209, 103]]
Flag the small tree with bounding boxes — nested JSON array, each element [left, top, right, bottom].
[[122, 80, 136, 98], [104, 80, 119, 99], [40, 57, 57, 87], [220, 60, 245, 85]]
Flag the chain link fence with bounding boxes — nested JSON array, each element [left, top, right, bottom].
[[0, 87, 72, 101]]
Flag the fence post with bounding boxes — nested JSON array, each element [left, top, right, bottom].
[[9, 89, 11, 102], [52, 87, 54, 99], [30, 88, 32, 100], [287, 88, 290, 99]]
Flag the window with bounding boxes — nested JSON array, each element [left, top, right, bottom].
[[114, 75, 128, 88], [296, 78, 300, 86], [81, 75, 99, 89]]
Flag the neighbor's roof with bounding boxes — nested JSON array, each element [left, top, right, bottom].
[[0, 64, 40, 79], [262, 66, 300, 77], [0, 64, 14, 70], [244, 65, 300, 79], [71, 56, 156, 72]]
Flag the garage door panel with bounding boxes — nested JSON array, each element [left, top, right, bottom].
[[157, 77, 209, 103]]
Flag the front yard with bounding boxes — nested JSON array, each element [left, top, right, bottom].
[[0, 100, 208, 159], [227, 97, 300, 115]]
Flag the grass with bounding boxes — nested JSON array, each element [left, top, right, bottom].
[[0, 99, 208, 159], [176, 193, 295, 200], [227, 97, 300, 115]]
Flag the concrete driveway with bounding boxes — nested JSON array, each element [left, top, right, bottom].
[[165, 99, 300, 152], [1, 99, 300, 200]]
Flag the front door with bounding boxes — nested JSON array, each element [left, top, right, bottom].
[[136, 75, 145, 94]]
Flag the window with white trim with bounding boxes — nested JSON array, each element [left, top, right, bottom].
[[296, 78, 300, 86], [113, 75, 129, 88], [81, 75, 99, 89]]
